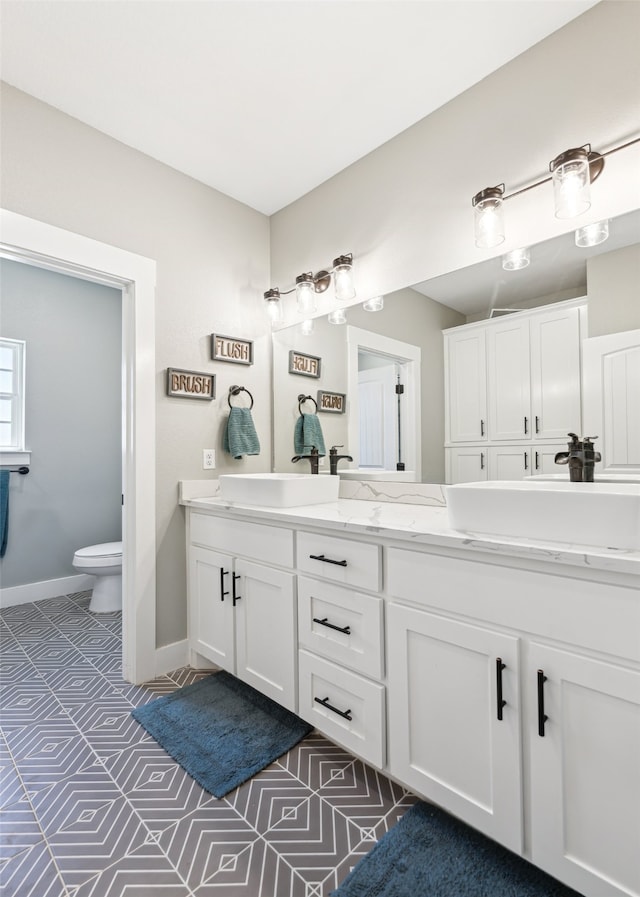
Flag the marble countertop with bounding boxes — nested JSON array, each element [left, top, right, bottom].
[[181, 493, 640, 579]]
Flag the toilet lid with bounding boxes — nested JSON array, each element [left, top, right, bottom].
[[74, 541, 122, 559]]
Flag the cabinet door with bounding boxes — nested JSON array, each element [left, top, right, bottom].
[[387, 603, 522, 852], [531, 442, 567, 475], [234, 559, 297, 712], [487, 445, 531, 480], [446, 446, 488, 484], [529, 643, 640, 897], [446, 329, 487, 443], [530, 307, 582, 440], [487, 318, 531, 441], [188, 546, 235, 671]]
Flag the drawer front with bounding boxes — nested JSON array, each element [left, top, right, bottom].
[[190, 512, 293, 568], [298, 577, 384, 679], [298, 650, 385, 768], [297, 531, 381, 592]]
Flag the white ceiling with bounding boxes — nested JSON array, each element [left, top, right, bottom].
[[0, 0, 599, 215]]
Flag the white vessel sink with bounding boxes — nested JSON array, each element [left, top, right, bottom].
[[446, 480, 640, 550], [218, 473, 340, 508]]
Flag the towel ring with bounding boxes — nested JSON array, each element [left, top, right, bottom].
[[298, 394, 317, 415], [228, 385, 254, 409]]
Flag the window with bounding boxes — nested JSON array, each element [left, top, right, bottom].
[[0, 338, 26, 451]]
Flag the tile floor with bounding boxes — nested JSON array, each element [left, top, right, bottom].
[[0, 592, 416, 896]]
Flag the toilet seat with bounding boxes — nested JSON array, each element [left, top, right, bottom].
[[73, 541, 122, 568]]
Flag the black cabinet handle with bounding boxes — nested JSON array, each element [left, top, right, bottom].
[[314, 696, 352, 721], [313, 616, 351, 635], [524, 416, 529, 435], [309, 553, 348, 567], [535, 415, 540, 434], [219, 568, 229, 602], [480, 419, 485, 437], [232, 573, 241, 606], [480, 452, 485, 470], [537, 669, 548, 737], [524, 451, 529, 470], [496, 658, 506, 721], [535, 451, 540, 470]]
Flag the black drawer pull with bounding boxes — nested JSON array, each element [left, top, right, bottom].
[[537, 669, 548, 737], [232, 573, 241, 606], [496, 657, 506, 721], [524, 416, 529, 435], [309, 553, 348, 567], [480, 419, 485, 437], [535, 415, 540, 434], [314, 696, 352, 721], [313, 616, 351, 635], [219, 568, 229, 602]]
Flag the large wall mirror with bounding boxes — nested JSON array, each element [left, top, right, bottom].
[[272, 209, 640, 483]]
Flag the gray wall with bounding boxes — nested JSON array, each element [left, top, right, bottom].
[[1, 83, 270, 648], [587, 244, 640, 338], [0, 260, 121, 588]]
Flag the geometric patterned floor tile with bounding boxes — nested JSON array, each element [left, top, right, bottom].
[[0, 839, 68, 897], [166, 668, 213, 689], [0, 748, 27, 811], [0, 680, 62, 727], [5, 716, 97, 796], [226, 767, 315, 836], [78, 711, 150, 760], [277, 734, 357, 792], [313, 758, 408, 833], [194, 837, 309, 897], [0, 796, 44, 861], [69, 841, 194, 897], [29, 763, 125, 838]]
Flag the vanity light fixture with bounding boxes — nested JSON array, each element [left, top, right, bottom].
[[264, 252, 356, 316], [332, 254, 356, 301], [472, 136, 639, 249], [575, 219, 610, 248], [295, 273, 317, 314], [263, 288, 282, 324], [328, 308, 347, 325], [300, 318, 315, 335], [362, 295, 384, 312], [502, 247, 530, 271]]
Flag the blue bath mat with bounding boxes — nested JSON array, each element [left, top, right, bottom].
[[331, 801, 583, 897], [132, 671, 312, 798]]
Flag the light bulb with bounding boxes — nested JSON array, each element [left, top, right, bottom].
[[502, 247, 530, 271], [296, 274, 316, 314], [301, 318, 314, 335], [264, 289, 282, 323], [472, 187, 505, 249], [575, 219, 609, 247], [363, 296, 384, 312], [550, 149, 591, 219], [332, 255, 356, 301], [328, 308, 347, 325]]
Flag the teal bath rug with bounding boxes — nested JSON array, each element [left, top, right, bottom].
[[132, 671, 313, 798], [331, 801, 584, 897]]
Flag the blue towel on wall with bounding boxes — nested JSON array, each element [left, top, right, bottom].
[[0, 470, 9, 558], [223, 407, 261, 459], [294, 413, 326, 456]]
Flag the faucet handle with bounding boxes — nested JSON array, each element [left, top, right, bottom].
[[330, 445, 344, 454]]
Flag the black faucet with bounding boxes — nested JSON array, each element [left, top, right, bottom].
[[329, 445, 353, 476], [554, 433, 602, 482], [291, 445, 320, 474]]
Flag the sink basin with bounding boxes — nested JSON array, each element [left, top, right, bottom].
[[218, 473, 340, 508], [446, 480, 640, 550]]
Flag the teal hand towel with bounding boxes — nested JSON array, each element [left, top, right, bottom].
[[294, 412, 326, 457], [0, 470, 9, 558], [223, 407, 260, 459]]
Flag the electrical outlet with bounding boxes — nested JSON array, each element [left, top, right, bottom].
[[203, 449, 216, 470]]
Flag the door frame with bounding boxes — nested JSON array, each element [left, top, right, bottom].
[[0, 208, 157, 684]]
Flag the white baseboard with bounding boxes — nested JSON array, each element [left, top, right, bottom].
[[0, 573, 95, 608], [154, 639, 189, 677]]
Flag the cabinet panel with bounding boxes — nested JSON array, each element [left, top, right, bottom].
[[446, 329, 487, 442], [387, 603, 522, 851], [487, 445, 530, 480], [531, 442, 567, 475], [188, 546, 235, 671], [190, 513, 294, 567], [235, 559, 297, 712], [297, 531, 381, 592], [530, 307, 582, 440], [487, 319, 531, 441], [446, 446, 487, 484], [297, 576, 384, 679], [529, 643, 640, 897]]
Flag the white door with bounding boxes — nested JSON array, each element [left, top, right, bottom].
[[530, 307, 582, 440], [234, 559, 297, 712], [188, 546, 235, 671], [358, 363, 398, 469], [446, 446, 488, 483], [387, 603, 523, 852], [529, 643, 640, 897], [488, 445, 531, 480], [487, 318, 531, 441], [446, 329, 488, 443]]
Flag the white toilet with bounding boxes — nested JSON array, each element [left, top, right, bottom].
[[72, 541, 123, 613]]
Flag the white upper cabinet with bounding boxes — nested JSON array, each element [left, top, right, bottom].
[[530, 306, 582, 440], [445, 328, 487, 443], [487, 317, 532, 441]]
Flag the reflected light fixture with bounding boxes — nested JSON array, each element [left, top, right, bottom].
[[328, 308, 347, 325], [263, 287, 282, 323], [363, 295, 384, 312], [502, 247, 530, 271], [300, 318, 315, 335], [472, 185, 505, 248], [575, 219, 610, 248]]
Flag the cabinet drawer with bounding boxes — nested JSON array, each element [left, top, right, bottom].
[[296, 531, 381, 592], [298, 650, 385, 768], [190, 512, 293, 567], [298, 577, 384, 679]]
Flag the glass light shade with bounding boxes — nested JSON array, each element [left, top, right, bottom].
[[551, 151, 591, 219], [502, 247, 530, 271], [473, 193, 505, 249], [264, 291, 282, 323], [363, 295, 384, 312], [300, 318, 315, 335], [575, 219, 609, 248], [296, 277, 317, 314], [333, 263, 356, 301], [328, 308, 347, 325]]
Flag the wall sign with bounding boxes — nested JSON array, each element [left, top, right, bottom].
[[317, 390, 346, 413], [289, 350, 321, 378], [166, 368, 215, 400], [211, 333, 254, 365]]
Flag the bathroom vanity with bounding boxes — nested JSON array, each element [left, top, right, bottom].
[[182, 490, 640, 897]]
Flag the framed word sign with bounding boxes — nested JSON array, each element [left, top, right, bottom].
[[166, 368, 215, 400], [289, 350, 321, 378], [211, 333, 254, 365], [317, 390, 346, 413]]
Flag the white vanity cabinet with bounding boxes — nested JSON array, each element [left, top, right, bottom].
[[187, 512, 297, 711]]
